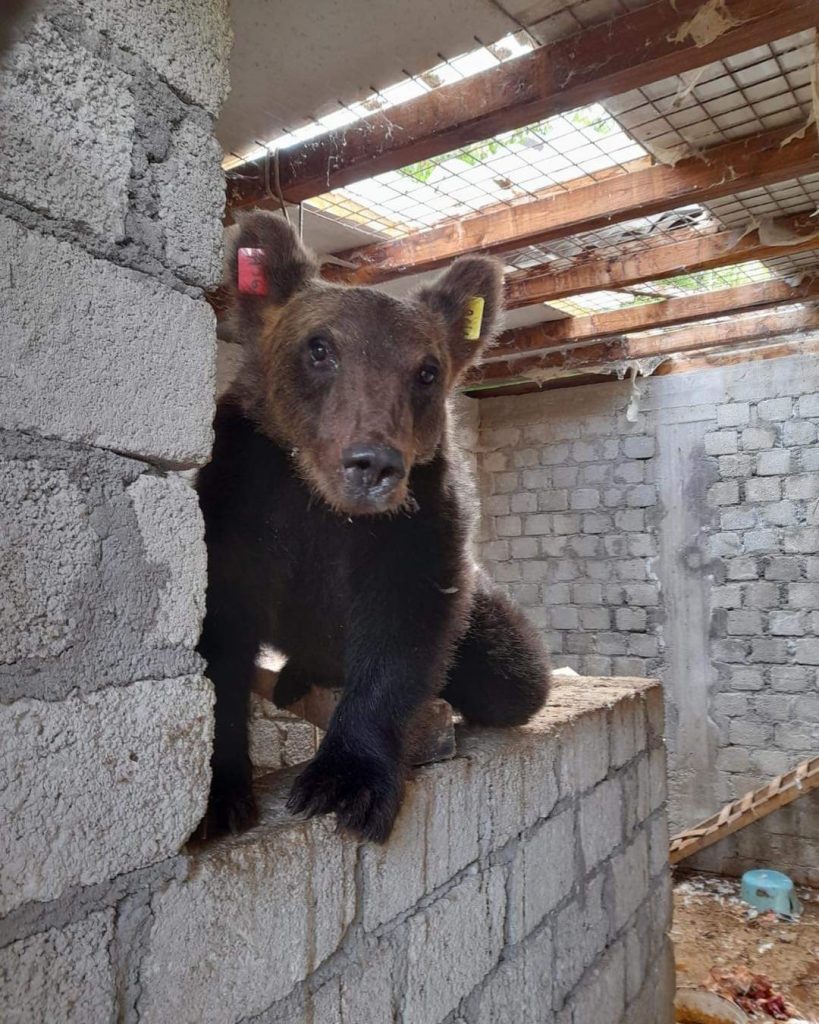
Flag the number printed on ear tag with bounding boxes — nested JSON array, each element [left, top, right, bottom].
[[238, 248, 267, 295], [463, 296, 485, 341]]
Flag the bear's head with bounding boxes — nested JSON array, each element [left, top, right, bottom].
[[226, 210, 503, 516]]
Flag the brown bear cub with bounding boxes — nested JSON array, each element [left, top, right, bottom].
[[196, 211, 550, 843]]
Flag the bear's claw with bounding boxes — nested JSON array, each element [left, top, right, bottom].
[[192, 770, 259, 842], [287, 746, 402, 844]]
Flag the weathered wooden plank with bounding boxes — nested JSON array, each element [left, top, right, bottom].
[[504, 215, 819, 307], [496, 277, 819, 355], [669, 756, 819, 864], [469, 304, 819, 385], [465, 336, 819, 396]]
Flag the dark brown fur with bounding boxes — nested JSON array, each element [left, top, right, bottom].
[[0, 0, 33, 55], [196, 212, 549, 842]]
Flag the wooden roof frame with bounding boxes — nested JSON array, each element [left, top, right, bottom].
[[504, 214, 819, 306], [226, 0, 819, 212], [218, 0, 819, 381], [494, 276, 819, 356], [466, 333, 819, 396], [469, 304, 819, 388], [328, 127, 819, 282]]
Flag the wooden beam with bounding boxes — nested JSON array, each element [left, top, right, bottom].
[[670, 756, 819, 865], [505, 214, 819, 307], [470, 304, 819, 385], [496, 276, 819, 356], [227, 0, 819, 211], [207, 213, 819, 321], [628, 304, 819, 360], [656, 334, 819, 374], [467, 337, 819, 396], [208, 220, 819, 327], [466, 339, 818, 395], [331, 128, 819, 282]]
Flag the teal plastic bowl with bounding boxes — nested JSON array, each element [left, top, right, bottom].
[[740, 868, 802, 918]]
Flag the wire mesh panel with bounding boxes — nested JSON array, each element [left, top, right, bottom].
[[604, 29, 816, 159], [306, 104, 647, 238], [706, 173, 819, 228], [502, 206, 718, 273], [520, 0, 653, 46], [764, 245, 819, 279], [223, 18, 819, 323]]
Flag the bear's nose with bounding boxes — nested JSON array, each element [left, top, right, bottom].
[[342, 444, 405, 497]]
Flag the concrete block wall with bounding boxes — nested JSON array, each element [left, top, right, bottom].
[[681, 356, 819, 885], [3, 676, 669, 1024], [249, 695, 321, 773], [476, 352, 819, 884], [0, 0, 230, 1015], [474, 388, 663, 681]]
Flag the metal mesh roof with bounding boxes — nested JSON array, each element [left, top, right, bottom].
[[502, 27, 819, 316], [547, 289, 660, 316], [625, 260, 774, 296], [763, 245, 819, 279], [295, 27, 817, 242], [501, 206, 717, 272], [308, 104, 648, 238], [705, 172, 819, 227], [519, 0, 653, 45], [548, 259, 777, 315], [310, 28, 817, 288], [605, 30, 817, 159], [226, 18, 819, 326]]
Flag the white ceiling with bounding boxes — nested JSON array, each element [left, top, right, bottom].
[[218, 0, 518, 158], [218, 0, 660, 159]]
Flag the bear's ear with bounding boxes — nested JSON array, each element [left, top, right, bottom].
[[415, 256, 504, 378], [226, 210, 318, 313]]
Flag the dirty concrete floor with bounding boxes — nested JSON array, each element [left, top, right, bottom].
[[672, 874, 819, 1021]]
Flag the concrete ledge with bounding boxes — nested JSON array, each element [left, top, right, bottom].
[[131, 676, 673, 1024]]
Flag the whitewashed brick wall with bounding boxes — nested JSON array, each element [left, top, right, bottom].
[[476, 352, 819, 885], [475, 387, 663, 681]]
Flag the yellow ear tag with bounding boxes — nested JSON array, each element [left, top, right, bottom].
[[463, 296, 485, 341]]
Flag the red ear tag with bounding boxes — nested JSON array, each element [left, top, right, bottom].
[[237, 248, 267, 295]]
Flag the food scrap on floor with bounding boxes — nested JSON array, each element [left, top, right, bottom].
[[672, 873, 819, 1023]]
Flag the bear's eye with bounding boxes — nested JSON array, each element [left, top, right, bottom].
[[417, 362, 439, 387], [308, 335, 329, 364]]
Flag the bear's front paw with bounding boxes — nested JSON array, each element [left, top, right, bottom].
[[192, 769, 259, 842], [287, 745, 403, 844]]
